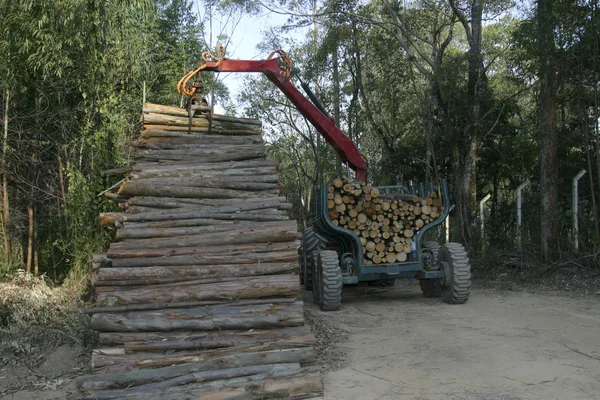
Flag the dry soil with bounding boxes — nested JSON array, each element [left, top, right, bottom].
[[2, 285, 599, 399], [308, 284, 600, 400]]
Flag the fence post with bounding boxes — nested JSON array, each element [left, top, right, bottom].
[[516, 179, 530, 250], [479, 194, 491, 250], [572, 169, 586, 251]]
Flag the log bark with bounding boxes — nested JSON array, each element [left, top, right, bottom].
[[124, 326, 313, 352], [131, 135, 261, 147], [95, 261, 296, 285], [132, 175, 280, 187], [92, 336, 315, 372], [76, 347, 314, 390], [109, 221, 297, 249], [143, 103, 262, 127], [115, 220, 278, 240], [107, 250, 296, 268], [107, 240, 298, 259], [95, 275, 299, 307], [118, 181, 277, 199], [124, 195, 283, 211], [142, 126, 259, 136], [78, 363, 306, 399], [143, 113, 260, 133], [98, 325, 308, 346], [85, 298, 297, 315]]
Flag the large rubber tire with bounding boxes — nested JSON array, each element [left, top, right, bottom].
[[438, 243, 471, 304], [301, 227, 326, 290], [420, 241, 442, 298], [315, 250, 342, 311]]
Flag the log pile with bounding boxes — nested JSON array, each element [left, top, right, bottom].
[[77, 103, 322, 399], [327, 176, 442, 264]]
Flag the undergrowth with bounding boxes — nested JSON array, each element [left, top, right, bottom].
[[0, 270, 96, 366]]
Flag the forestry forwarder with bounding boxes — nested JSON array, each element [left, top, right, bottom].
[[177, 46, 471, 311]]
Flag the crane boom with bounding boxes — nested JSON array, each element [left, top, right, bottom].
[[185, 54, 368, 181]]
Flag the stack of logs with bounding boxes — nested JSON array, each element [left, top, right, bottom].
[[327, 177, 442, 264], [76, 103, 322, 399]]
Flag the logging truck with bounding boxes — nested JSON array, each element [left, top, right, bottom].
[[180, 47, 472, 311]]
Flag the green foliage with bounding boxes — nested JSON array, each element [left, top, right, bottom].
[[0, 0, 208, 282]]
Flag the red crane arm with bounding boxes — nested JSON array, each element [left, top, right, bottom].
[[200, 57, 368, 182]]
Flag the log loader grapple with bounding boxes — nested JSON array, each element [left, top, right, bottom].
[[179, 47, 472, 311]]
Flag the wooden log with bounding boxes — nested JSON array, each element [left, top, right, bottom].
[[133, 147, 266, 162], [118, 181, 276, 199], [90, 302, 304, 334], [143, 104, 262, 127], [76, 347, 314, 390], [109, 221, 297, 250], [141, 126, 259, 137], [96, 261, 296, 286], [85, 298, 296, 315], [130, 135, 261, 147], [115, 219, 289, 240], [131, 175, 280, 188], [106, 249, 296, 268], [143, 113, 261, 132], [107, 241, 298, 259], [79, 363, 308, 399], [107, 210, 291, 225], [98, 325, 309, 346], [145, 373, 323, 400], [124, 326, 313, 352], [92, 335, 315, 373], [95, 275, 299, 307], [124, 195, 286, 209]]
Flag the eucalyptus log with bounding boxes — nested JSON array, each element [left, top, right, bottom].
[[143, 113, 260, 133], [108, 221, 297, 250], [124, 195, 283, 211], [130, 135, 261, 148], [92, 337, 315, 372], [85, 298, 297, 315], [79, 363, 305, 399], [98, 325, 308, 346], [115, 219, 289, 240], [133, 144, 264, 159], [96, 262, 295, 285], [95, 275, 298, 307], [142, 126, 260, 136], [107, 240, 298, 259], [76, 347, 314, 390], [134, 149, 266, 163], [143, 103, 262, 127], [132, 175, 280, 187], [118, 181, 277, 199], [107, 250, 296, 268], [102, 210, 289, 227], [90, 302, 304, 333], [124, 326, 313, 352]]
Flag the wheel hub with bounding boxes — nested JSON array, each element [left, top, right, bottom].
[[440, 260, 451, 287]]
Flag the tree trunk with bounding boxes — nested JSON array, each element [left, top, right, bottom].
[[538, 0, 559, 261], [1, 89, 11, 265], [33, 205, 38, 276], [26, 203, 34, 273]]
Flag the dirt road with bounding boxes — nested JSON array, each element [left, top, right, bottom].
[[308, 284, 600, 400]]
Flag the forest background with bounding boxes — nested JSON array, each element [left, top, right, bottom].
[[0, 0, 599, 289]]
